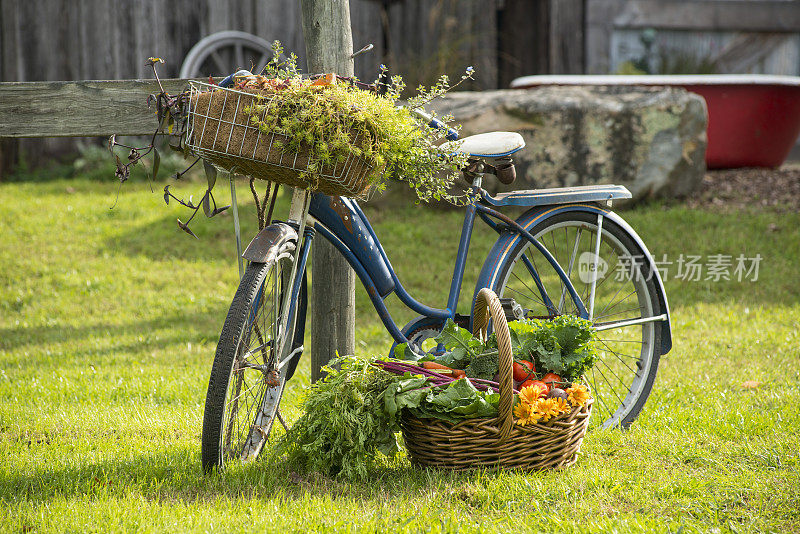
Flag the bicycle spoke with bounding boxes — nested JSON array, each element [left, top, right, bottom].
[[504, 282, 547, 310], [596, 283, 639, 318], [509, 270, 547, 308], [592, 362, 624, 406], [558, 226, 583, 313], [593, 304, 644, 322], [550, 228, 564, 305], [596, 337, 643, 344], [240, 383, 267, 442], [597, 340, 639, 378], [589, 368, 615, 419], [223, 371, 243, 453], [226, 368, 265, 406]]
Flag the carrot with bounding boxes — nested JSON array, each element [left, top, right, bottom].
[[422, 361, 454, 371], [421, 361, 467, 379]]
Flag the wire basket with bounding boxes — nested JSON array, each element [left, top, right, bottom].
[[399, 288, 593, 471], [185, 81, 376, 198]]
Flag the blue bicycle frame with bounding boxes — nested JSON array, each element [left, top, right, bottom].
[[270, 182, 668, 352]]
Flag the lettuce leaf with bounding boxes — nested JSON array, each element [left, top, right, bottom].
[[507, 315, 597, 380], [403, 378, 499, 424], [433, 319, 484, 368]]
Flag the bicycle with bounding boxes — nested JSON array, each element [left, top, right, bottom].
[[198, 77, 673, 472]]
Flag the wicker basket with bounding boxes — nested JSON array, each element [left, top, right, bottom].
[[400, 288, 593, 471], [184, 81, 375, 198]]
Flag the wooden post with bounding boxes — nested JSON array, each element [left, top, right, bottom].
[[300, 0, 357, 382]]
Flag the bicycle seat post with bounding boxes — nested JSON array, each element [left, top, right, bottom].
[[463, 159, 485, 190]]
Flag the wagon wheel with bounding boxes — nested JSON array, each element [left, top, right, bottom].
[[180, 31, 274, 79]]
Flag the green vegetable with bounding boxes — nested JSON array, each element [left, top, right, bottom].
[[382, 374, 430, 426], [391, 341, 420, 361], [386, 377, 499, 425], [273, 356, 399, 480], [395, 316, 596, 383], [464, 350, 499, 381], [432, 319, 484, 368], [507, 315, 597, 381]]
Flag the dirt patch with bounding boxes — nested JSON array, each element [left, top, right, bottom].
[[686, 166, 800, 212]]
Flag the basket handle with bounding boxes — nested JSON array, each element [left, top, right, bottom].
[[472, 288, 515, 443]]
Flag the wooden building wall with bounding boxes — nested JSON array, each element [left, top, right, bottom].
[[0, 0, 502, 88], [0, 0, 505, 174]]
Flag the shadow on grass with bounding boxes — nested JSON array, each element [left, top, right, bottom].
[[0, 309, 226, 353], [0, 445, 503, 504], [100, 209, 256, 263]]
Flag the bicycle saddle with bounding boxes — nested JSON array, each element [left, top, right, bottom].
[[441, 131, 525, 158]]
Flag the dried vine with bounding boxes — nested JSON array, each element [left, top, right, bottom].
[[108, 57, 229, 238]]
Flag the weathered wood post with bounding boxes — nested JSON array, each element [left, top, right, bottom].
[[300, 0, 357, 381]]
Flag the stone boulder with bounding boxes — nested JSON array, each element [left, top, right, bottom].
[[428, 86, 708, 201]]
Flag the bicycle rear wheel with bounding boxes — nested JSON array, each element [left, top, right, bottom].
[[201, 252, 306, 472], [489, 210, 664, 428]]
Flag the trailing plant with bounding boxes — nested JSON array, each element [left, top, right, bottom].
[[235, 41, 474, 203], [108, 58, 229, 238], [109, 42, 475, 237]]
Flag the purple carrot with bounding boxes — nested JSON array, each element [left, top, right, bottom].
[[372, 360, 517, 394]]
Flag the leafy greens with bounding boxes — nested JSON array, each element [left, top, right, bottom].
[[508, 315, 597, 381]]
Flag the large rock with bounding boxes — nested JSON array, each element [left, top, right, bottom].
[[429, 86, 708, 200]]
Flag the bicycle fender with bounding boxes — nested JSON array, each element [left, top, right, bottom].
[[475, 204, 672, 354], [242, 223, 297, 264]]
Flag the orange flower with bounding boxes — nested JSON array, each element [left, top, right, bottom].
[[535, 398, 561, 422], [566, 384, 590, 407], [519, 384, 542, 405], [551, 397, 570, 414], [514, 400, 541, 426]]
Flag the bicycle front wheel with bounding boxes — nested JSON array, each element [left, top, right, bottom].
[[490, 210, 664, 429], [201, 251, 305, 472]]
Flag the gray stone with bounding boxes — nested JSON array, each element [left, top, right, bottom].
[[428, 86, 708, 201]]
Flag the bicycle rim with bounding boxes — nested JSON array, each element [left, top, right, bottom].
[[203, 254, 296, 470], [494, 211, 661, 428]]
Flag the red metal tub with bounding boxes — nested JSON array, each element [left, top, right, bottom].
[[510, 75, 800, 169]]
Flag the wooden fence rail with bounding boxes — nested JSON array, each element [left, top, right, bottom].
[[0, 79, 190, 138]]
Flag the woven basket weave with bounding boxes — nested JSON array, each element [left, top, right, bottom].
[[185, 81, 375, 198], [400, 288, 592, 471]]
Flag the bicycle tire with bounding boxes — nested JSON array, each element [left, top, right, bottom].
[[487, 209, 664, 428], [201, 251, 306, 472]]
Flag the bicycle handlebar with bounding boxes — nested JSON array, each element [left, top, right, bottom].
[[219, 69, 254, 88], [408, 108, 459, 141]]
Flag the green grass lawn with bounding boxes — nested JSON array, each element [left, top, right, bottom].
[[1, 169, 799, 532]]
